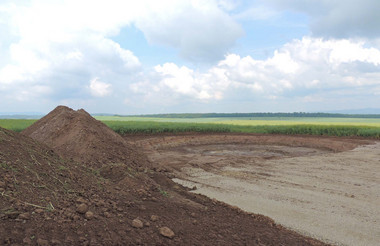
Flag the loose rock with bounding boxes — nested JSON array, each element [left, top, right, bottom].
[[150, 215, 159, 222], [34, 208, 44, 214], [132, 218, 144, 228], [51, 239, 62, 245], [23, 237, 32, 245], [76, 197, 87, 204], [76, 203, 88, 214], [18, 212, 30, 220], [85, 211, 94, 220], [159, 227, 175, 239], [37, 238, 49, 246]]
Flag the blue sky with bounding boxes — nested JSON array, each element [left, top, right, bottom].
[[0, 0, 379, 114]]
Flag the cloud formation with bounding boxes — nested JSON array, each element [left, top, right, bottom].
[[0, 0, 379, 113], [266, 0, 380, 39], [0, 0, 244, 112], [139, 37, 380, 109], [89, 78, 112, 97], [136, 1, 243, 62]]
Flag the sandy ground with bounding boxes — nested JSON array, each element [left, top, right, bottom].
[[132, 134, 380, 246]]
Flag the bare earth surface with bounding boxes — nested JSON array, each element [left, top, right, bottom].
[[130, 134, 380, 246]]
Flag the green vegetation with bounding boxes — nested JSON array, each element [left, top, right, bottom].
[[103, 120, 231, 134], [100, 120, 380, 138], [95, 116, 380, 127], [0, 119, 36, 132], [1, 117, 379, 138]]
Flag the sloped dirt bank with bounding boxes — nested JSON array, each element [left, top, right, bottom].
[[130, 133, 379, 246]]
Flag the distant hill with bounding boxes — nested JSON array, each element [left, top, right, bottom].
[[0, 114, 43, 119], [326, 108, 380, 114]]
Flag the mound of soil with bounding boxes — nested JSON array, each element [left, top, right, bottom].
[[22, 106, 145, 169], [1, 106, 329, 245], [0, 126, 85, 210], [0, 126, 129, 244]]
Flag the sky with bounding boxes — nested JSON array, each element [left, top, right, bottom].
[[0, 0, 379, 114]]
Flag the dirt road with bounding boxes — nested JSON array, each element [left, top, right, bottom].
[[130, 134, 380, 246]]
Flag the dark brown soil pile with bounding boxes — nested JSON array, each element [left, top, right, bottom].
[[1, 107, 329, 245], [0, 126, 85, 210], [22, 106, 145, 169]]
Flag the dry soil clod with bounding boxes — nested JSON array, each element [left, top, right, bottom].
[[76, 203, 88, 214], [132, 218, 144, 228], [159, 226, 175, 239]]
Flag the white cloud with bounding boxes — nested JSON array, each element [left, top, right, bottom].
[[266, 0, 380, 39], [135, 0, 243, 62], [0, 0, 243, 110], [0, 0, 379, 113], [234, 5, 277, 21], [217, 0, 240, 11], [134, 37, 380, 105], [154, 63, 226, 100], [89, 78, 112, 97]]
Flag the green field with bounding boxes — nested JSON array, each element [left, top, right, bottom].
[[0, 116, 379, 138], [88, 116, 380, 138], [0, 119, 36, 132], [94, 116, 380, 127]]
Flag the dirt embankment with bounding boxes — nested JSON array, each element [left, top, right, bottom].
[[1, 106, 328, 245], [132, 133, 379, 246]]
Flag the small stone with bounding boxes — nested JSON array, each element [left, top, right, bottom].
[[23, 237, 32, 245], [37, 238, 49, 246], [159, 227, 175, 239], [104, 212, 111, 218], [150, 215, 159, 222], [65, 236, 74, 243], [76, 197, 87, 204], [190, 212, 196, 218], [51, 239, 62, 245], [95, 200, 105, 207], [144, 222, 150, 227], [18, 212, 30, 220], [85, 211, 94, 220], [76, 203, 88, 214], [35, 209, 44, 214], [132, 218, 144, 228]]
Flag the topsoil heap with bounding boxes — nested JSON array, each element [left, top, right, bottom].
[[22, 105, 145, 169], [0, 106, 328, 245]]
